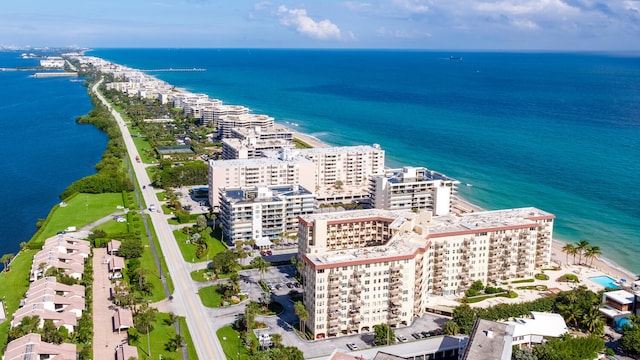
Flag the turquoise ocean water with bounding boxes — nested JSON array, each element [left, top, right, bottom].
[[3, 49, 639, 275], [90, 49, 640, 273]]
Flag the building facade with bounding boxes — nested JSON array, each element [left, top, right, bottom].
[[369, 166, 459, 215], [297, 207, 554, 339], [208, 156, 316, 209], [219, 185, 315, 244]]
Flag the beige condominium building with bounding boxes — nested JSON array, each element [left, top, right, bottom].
[[216, 114, 275, 139], [369, 166, 460, 215], [208, 155, 316, 209], [219, 184, 315, 244], [201, 104, 250, 127], [221, 137, 296, 160], [297, 207, 554, 339]]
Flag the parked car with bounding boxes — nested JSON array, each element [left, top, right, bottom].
[[397, 335, 407, 343], [266, 250, 273, 255], [109, 272, 122, 280], [421, 331, 431, 338], [346, 343, 358, 351], [412, 333, 421, 339]]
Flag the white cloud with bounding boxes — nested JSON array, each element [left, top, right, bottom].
[[253, 1, 272, 11], [472, 0, 573, 15], [510, 18, 539, 29], [277, 5, 342, 40], [344, 1, 373, 12], [393, 0, 431, 14]]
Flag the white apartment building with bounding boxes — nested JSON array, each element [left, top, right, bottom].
[[297, 207, 554, 339], [208, 156, 316, 209], [219, 184, 315, 244], [230, 126, 293, 142], [201, 104, 250, 127], [294, 145, 385, 188], [221, 137, 295, 160], [370, 166, 460, 215], [216, 114, 275, 139]]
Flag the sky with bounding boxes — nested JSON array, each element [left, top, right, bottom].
[[2, 0, 639, 50]]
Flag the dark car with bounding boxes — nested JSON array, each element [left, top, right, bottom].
[[412, 333, 421, 339], [266, 250, 273, 255]]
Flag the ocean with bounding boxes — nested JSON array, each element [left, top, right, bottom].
[[0, 51, 107, 259], [4, 48, 640, 274]]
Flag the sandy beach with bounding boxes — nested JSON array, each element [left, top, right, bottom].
[[550, 239, 637, 282], [274, 123, 329, 148], [274, 121, 638, 282]]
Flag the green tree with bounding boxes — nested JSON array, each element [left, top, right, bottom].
[[41, 319, 64, 344], [210, 250, 239, 275], [561, 243, 576, 265], [1, 253, 15, 271], [513, 347, 538, 360], [620, 318, 640, 357], [452, 303, 477, 334], [585, 246, 602, 268], [373, 323, 395, 346], [294, 301, 309, 333], [165, 333, 183, 352], [533, 334, 604, 360], [271, 333, 283, 348], [582, 307, 604, 335], [228, 272, 241, 295], [253, 256, 270, 281], [444, 320, 460, 335], [134, 303, 157, 334], [575, 240, 590, 265], [118, 238, 144, 259], [196, 214, 207, 232]]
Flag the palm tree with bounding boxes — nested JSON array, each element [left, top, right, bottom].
[[585, 246, 602, 268], [253, 257, 270, 281], [575, 240, 590, 265], [294, 301, 309, 333], [562, 243, 576, 265], [583, 307, 604, 335], [1, 253, 14, 272], [228, 272, 241, 295]]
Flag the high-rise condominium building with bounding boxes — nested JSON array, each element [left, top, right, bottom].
[[297, 207, 554, 339]]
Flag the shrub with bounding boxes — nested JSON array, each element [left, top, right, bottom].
[[535, 273, 550, 280]]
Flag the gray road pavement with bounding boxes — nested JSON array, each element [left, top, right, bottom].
[[93, 80, 226, 360]]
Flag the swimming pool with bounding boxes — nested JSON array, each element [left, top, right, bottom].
[[589, 275, 620, 289]]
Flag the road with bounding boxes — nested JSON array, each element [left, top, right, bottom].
[[92, 79, 226, 360]]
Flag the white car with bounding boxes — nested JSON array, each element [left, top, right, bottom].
[[346, 343, 358, 351], [109, 272, 122, 280], [397, 335, 407, 343]]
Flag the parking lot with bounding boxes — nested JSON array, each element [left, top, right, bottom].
[[235, 264, 452, 358]]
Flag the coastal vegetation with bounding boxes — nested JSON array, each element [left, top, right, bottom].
[[448, 286, 605, 338], [561, 240, 602, 267], [60, 98, 133, 200]]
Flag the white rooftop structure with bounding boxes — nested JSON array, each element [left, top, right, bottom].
[[506, 312, 568, 346]]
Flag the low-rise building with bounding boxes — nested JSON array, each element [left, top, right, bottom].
[[461, 319, 514, 360], [505, 312, 568, 348], [3, 333, 76, 360]]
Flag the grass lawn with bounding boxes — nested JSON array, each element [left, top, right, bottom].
[[138, 215, 175, 301], [31, 193, 125, 246], [179, 316, 199, 360], [198, 285, 223, 308], [190, 269, 215, 282], [216, 326, 258, 360], [132, 136, 155, 164], [92, 216, 129, 234], [132, 312, 187, 359], [173, 229, 226, 263], [0, 249, 38, 350]]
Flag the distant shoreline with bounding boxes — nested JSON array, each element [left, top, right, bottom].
[[93, 53, 639, 282]]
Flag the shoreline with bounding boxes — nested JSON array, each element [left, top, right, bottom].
[[102, 55, 639, 284]]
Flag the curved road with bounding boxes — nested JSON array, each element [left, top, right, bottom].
[[92, 79, 226, 360]]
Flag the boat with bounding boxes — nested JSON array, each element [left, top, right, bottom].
[[450, 56, 462, 61]]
